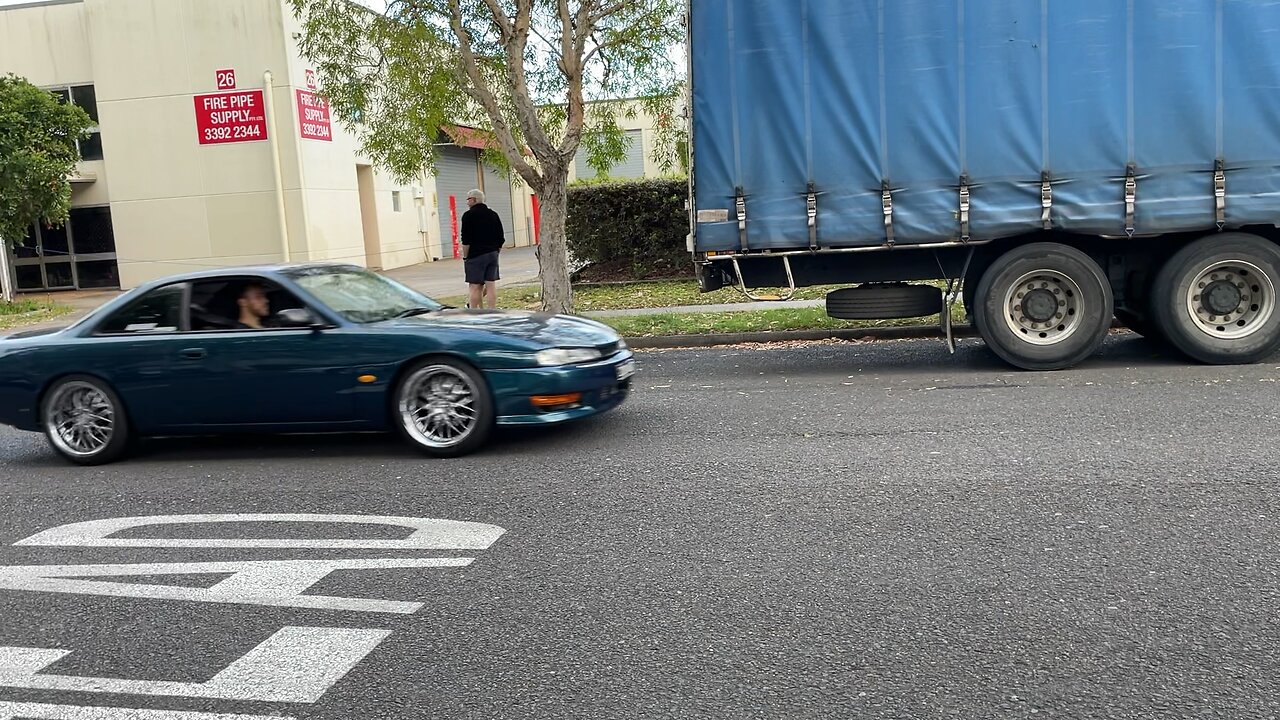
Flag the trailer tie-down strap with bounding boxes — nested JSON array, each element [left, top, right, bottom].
[[882, 181, 895, 247], [1215, 159, 1226, 230], [806, 182, 818, 250], [1041, 172, 1053, 231], [1125, 165, 1137, 237], [959, 175, 971, 243], [735, 186, 747, 251]]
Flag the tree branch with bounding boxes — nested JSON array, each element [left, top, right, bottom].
[[557, 0, 586, 160], [495, 0, 557, 161], [588, 1, 627, 25], [445, 0, 543, 187], [479, 0, 514, 43]]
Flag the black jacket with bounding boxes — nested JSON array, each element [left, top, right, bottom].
[[461, 203, 504, 256]]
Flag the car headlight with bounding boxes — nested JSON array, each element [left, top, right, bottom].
[[536, 347, 603, 366]]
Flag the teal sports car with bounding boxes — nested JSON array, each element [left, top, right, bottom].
[[0, 263, 635, 465]]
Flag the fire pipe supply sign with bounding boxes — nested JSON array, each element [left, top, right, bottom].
[[195, 89, 267, 145], [296, 88, 333, 142]]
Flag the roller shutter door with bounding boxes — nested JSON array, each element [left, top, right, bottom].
[[574, 129, 644, 180], [482, 163, 516, 247], [435, 147, 481, 258]]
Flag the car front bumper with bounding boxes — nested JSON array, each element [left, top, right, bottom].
[[488, 350, 635, 426]]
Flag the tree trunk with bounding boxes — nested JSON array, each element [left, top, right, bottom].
[[536, 175, 574, 315]]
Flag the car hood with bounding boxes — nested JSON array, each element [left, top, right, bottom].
[[377, 309, 620, 348]]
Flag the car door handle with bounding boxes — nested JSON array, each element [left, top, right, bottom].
[[179, 348, 207, 360]]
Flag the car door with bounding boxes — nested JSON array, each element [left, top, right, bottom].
[[168, 277, 363, 427], [84, 282, 193, 432]]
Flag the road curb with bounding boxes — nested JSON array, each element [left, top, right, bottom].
[[624, 324, 981, 349]]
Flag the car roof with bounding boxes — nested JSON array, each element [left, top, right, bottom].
[[135, 262, 363, 290]]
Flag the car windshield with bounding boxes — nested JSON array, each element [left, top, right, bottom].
[[284, 266, 445, 323]]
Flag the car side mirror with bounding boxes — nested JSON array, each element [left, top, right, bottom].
[[277, 307, 326, 330]]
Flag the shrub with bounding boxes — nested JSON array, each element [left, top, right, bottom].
[[566, 177, 692, 281]]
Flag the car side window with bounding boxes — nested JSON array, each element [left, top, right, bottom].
[[96, 284, 186, 335], [189, 278, 309, 332]]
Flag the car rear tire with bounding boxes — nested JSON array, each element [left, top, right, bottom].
[[973, 243, 1114, 371], [393, 358, 494, 458], [41, 375, 132, 466], [1150, 233, 1280, 365]]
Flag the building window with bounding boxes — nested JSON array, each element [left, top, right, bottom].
[[51, 85, 103, 162], [9, 206, 119, 291], [392, 191, 402, 212]]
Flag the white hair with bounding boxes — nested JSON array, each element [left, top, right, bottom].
[[467, 189, 485, 203]]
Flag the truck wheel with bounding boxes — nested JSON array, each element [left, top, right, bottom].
[[1149, 233, 1280, 365], [973, 243, 1114, 371]]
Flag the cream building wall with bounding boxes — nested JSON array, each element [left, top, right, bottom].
[[0, 0, 512, 291]]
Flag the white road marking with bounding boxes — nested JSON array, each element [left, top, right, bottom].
[[0, 702, 295, 719], [0, 626, 389, 703], [0, 558, 472, 613], [13, 514, 505, 550]]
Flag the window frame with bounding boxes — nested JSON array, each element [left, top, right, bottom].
[[91, 282, 192, 337], [46, 83, 102, 162], [184, 275, 322, 335]]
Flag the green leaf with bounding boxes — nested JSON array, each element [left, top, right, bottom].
[[0, 74, 94, 248]]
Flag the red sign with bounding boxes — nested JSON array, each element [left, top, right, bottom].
[[295, 89, 332, 142], [450, 196, 460, 258], [194, 90, 267, 145], [305, 69, 317, 90], [216, 69, 237, 90]]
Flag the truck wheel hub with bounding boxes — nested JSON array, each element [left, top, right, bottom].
[[1022, 290, 1059, 323], [1202, 280, 1242, 315], [1186, 260, 1275, 340], [1004, 270, 1083, 346]]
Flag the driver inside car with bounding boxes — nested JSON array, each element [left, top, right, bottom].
[[234, 282, 278, 329]]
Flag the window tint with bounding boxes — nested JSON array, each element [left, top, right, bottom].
[[189, 278, 307, 331], [98, 284, 185, 334]]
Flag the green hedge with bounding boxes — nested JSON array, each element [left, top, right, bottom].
[[566, 177, 692, 281]]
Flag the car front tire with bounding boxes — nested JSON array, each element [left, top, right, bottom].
[[393, 358, 495, 458]]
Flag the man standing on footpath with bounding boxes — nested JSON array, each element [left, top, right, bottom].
[[461, 188, 504, 310]]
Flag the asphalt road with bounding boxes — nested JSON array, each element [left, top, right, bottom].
[[1, 333, 1279, 719]]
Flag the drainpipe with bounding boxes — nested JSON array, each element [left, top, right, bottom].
[[263, 70, 291, 262], [0, 238, 14, 302]]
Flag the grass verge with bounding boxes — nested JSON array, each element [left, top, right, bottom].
[[600, 304, 968, 338], [0, 299, 74, 331]]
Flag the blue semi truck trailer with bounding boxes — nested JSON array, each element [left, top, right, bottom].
[[687, 0, 1280, 370]]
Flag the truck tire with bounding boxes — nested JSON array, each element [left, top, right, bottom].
[[973, 243, 1114, 371], [826, 284, 943, 320], [1149, 233, 1280, 365]]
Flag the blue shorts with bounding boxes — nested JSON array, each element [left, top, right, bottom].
[[464, 251, 500, 284]]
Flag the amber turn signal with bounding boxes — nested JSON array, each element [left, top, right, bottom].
[[530, 393, 582, 408]]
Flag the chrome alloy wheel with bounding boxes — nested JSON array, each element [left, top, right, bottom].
[[45, 381, 116, 459], [1002, 270, 1085, 346], [398, 365, 479, 449], [1184, 260, 1276, 340]]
